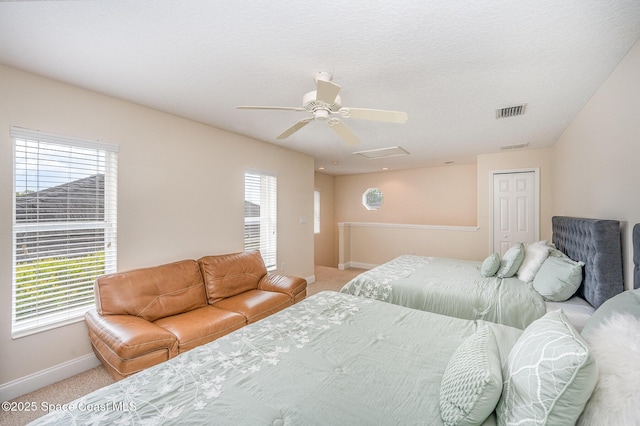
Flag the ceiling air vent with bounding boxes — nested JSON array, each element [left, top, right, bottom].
[[500, 143, 529, 150], [353, 146, 409, 159], [496, 104, 527, 119]]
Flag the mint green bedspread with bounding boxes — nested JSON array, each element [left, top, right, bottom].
[[340, 255, 546, 329], [30, 292, 521, 425]]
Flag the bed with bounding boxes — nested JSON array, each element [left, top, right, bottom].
[[340, 216, 624, 329], [28, 223, 640, 425]]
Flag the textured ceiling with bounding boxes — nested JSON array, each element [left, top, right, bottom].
[[1, 1, 640, 175]]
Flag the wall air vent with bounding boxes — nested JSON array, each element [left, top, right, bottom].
[[353, 146, 409, 159], [496, 104, 527, 119]]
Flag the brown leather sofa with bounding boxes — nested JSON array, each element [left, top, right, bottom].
[[85, 250, 306, 380]]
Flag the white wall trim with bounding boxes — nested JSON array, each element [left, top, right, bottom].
[[345, 261, 377, 270], [0, 353, 101, 402], [305, 274, 316, 285], [338, 222, 479, 232]]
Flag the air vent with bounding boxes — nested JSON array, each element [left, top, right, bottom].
[[496, 104, 527, 119], [500, 143, 529, 150], [353, 146, 409, 159]]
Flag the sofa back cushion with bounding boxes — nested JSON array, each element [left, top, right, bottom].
[[198, 250, 267, 304], [95, 259, 207, 322]]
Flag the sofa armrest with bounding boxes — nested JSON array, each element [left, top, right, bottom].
[[85, 309, 179, 360], [258, 273, 307, 300]]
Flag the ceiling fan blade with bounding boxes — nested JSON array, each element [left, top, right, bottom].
[[328, 119, 360, 145], [339, 107, 408, 123], [276, 117, 313, 140], [237, 105, 306, 111], [316, 80, 341, 105]]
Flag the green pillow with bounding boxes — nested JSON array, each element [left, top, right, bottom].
[[532, 256, 584, 302], [496, 310, 597, 426], [480, 253, 500, 277], [496, 243, 524, 278], [440, 325, 503, 426], [581, 288, 640, 339]]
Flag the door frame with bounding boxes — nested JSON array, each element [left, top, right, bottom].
[[489, 168, 540, 254]]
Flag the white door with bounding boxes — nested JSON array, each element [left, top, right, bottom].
[[492, 171, 537, 256]]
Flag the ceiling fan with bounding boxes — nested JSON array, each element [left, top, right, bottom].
[[236, 72, 408, 145]]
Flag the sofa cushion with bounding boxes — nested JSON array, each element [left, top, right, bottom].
[[198, 251, 268, 304], [258, 273, 307, 301], [213, 289, 292, 324], [95, 259, 208, 322], [85, 309, 178, 359], [90, 332, 175, 381], [85, 309, 179, 380], [154, 306, 246, 353]]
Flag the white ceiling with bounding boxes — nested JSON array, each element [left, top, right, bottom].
[[1, 1, 639, 175]]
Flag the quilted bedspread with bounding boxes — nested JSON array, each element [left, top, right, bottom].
[[30, 291, 521, 425], [340, 255, 546, 329]]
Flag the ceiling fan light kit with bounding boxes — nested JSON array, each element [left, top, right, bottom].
[[237, 72, 408, 146]]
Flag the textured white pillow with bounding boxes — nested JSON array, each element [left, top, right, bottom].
[[496, 310, 597, 426], [440, 325, 503, 426], [578, 313, 640, 425], [516, 241, 550, 283]]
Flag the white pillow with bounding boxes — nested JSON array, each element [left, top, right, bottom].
[[577, 313, 640, 425], [516, 241, 550, 283]]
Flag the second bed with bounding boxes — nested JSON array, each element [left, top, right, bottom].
[[340, 216, 624, 329]]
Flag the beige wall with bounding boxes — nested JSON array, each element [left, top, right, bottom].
[[552, 39, 640, 290], [0, 65, 315, 386], [313, 172, 337, 267], [334, 152, 554, 266], [334, 165, 477, 225]]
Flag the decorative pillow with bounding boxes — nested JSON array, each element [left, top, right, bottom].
[[496, 243, 524, 278], [532, 256, 584, 302], [480, 253, 501, 277], [496, 310, 597, 426], [440, 325, 503, 426], [577, 313, 640, 425], [516, 241, 550, 283]]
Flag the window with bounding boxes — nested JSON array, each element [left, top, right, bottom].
[[363, 187, 384, 210], [12, 127, 118, 337], [244, 170, 277, 270], [314, 190, 320, 234]]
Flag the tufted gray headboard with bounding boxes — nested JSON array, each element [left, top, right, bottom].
[[634, 223, 640, 289], [551, 216, 624, 309]]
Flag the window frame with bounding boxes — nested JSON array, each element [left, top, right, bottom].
[[244, 169, 277, 271], [11, 127, 118, 338], [313, 189, 320, 234]]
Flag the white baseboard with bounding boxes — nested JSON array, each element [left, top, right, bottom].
[[0, 353, 101, 402], [305, 274, 316, 285], [338, 262, 377, 270]]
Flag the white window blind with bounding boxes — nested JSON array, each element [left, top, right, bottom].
[[12, 127, 118, 337], [244, 170, 277, 270]]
